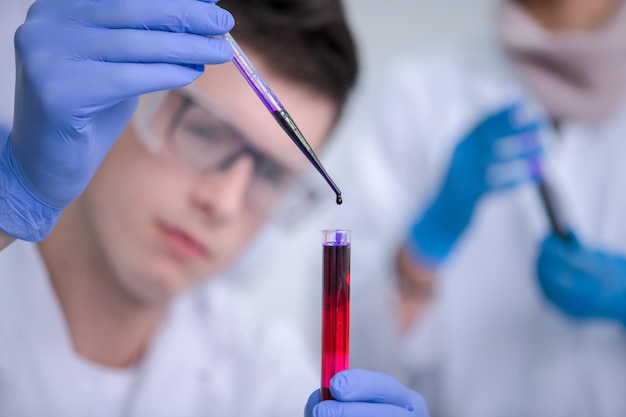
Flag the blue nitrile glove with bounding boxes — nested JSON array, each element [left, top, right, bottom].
[[407, 102, 545, 266], [305, 369, 430, 417], [0, 0, 234, 241], [537, 232, 626, 327], [0, 125, 9, 142]]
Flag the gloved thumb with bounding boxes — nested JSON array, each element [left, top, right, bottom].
[[304, 389, 321, 417], [330, 369, 426, 412]]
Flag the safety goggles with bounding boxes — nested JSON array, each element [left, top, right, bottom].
[[133, 88, 321, 226]]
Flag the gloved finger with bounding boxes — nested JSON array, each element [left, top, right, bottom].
[[554, 230, 579, 246], [491, 147, 543, 166], [537, 261, 597, 319], [508, 100, 545, 128], [101, 62, 206, 97], [537, 275, 582, 316], [305, 389, 321, 417], [498, 100, 546, 129], [313, 400, 427, 417], [537, 248, 575, 299], [537, 245, 570, 283], [491, 132, 542, 161], [537, 234, 590, 293], [486, 159, 539, 189], [543, 246, 602, 285], [478, 102, 547, 140], [74, 0, 234, 35], [541, 231, 581, 258], [330, 370, 423, 410], [42, 63, 202, 120], [72, 29, 232, 65]]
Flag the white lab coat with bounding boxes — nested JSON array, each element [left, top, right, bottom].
[[0, 241, 317, 417], [339, 42, 626, 417]]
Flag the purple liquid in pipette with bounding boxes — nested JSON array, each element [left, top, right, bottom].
[[231, 55, 282, 113]]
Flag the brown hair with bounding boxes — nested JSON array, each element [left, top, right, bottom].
[[220, 0, 359, 110]]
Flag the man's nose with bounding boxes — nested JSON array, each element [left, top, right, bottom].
[[190, 155, 256, 221]]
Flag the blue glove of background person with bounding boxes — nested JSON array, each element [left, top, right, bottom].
[[0, 0, 234, 241], [407, 102, 545, 266], [305, 369, 429, 417], [537, 232, 626, 326]]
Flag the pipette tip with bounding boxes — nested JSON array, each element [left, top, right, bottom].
[[336, 194, 343, 205]]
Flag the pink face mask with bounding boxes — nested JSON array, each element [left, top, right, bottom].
[[498, 0, 626, 125]]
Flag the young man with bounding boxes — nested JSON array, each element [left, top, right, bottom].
[[0, 0, 430, 416]]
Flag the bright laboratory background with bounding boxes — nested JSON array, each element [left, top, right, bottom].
[[226, 0, 500, 352]]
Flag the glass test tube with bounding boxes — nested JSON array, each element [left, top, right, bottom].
[[321, 229, 351, 401]]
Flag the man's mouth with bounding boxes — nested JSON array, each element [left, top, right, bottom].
[[158, 222, 209, 260]]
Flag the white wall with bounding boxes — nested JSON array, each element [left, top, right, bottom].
[[344, 0, 497, 76], [334, 0, 498, 147]]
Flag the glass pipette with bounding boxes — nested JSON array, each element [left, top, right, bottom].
[[219, 33, 343, 205]]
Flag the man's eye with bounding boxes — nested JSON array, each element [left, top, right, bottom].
[[256, 159, 292, 185], [183, 122, 225, 142]]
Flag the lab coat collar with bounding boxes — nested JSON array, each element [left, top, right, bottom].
[[123, 290, 220, 416], [0, 241, 228, 416]]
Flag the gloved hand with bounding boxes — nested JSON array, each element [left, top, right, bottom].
[[537, 232, 626, 326], [0, 0, 234, 241], [407, 102, 545, 266], [0, 125, 9, 142], [305, 369, 430, 417]]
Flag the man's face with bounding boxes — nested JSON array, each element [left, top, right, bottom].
[[78, 53, 336, 303]]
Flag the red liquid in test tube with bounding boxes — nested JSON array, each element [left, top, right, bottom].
[[321, 229, 351, 401]]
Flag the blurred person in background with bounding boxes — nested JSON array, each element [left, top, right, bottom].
[[339, 0, 626, 416], [0, 0, 431, 416]]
